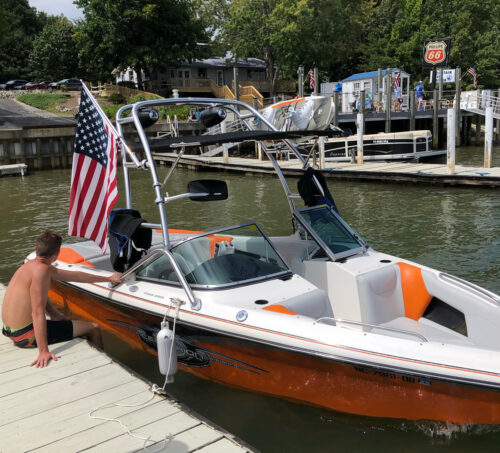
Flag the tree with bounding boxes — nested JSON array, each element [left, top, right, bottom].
[[29, 16, 79, 81], [0, 0, 45, 80], [74, 0, 206, 87]]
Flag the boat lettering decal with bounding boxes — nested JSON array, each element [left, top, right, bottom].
[[354, 366, 432, 385], [144, 291, 165, 299], [107, 318, 269, 374]]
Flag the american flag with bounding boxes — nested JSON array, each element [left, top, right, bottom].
[[466, 65, 477, 88], [308, 69, 315, 90], [68, 84, 118, 253], [394, 72, 401, 90]]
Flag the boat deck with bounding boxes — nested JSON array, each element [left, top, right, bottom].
[[152, 153, 500, 187], [0, 285, 252, 453]]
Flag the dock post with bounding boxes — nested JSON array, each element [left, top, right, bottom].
[[475, 114, 481, 145], [484, 106, 493, 168], [385, 67, 391, 133], [357, 112, 364, 164], [409, 94, 415, 131], [221, 120, 229, 163], [447, 108, 456, 174], [313, 67, 319, 95], [319, 136, 325, 169], [297, 65, 304, 97], [333, 93, 339, 126], [377, 68, 382, 106], [496, 88, 500, 143], [455, 67, 461, 146], [233, 66, 239, 101], [433, 89, 439, 149]]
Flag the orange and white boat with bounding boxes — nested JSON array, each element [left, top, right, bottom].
[[47, 97, 500, 425]]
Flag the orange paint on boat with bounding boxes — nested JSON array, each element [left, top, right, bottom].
[[58, 247, 95, 268], [271, 98, 306, 108], [48, 282, 500, 424], [263, 304, 297, 315]]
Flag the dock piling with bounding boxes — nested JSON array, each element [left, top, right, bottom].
[[484, 106, 493, 168], [447, 108, 456, 174], [357, 112, 364, 164]]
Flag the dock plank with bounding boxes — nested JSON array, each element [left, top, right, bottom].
[[0, 284, 252, 452], [197, 438, 250, 453]]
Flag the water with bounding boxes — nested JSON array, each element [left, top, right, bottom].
[[1, 146, 499, 451]]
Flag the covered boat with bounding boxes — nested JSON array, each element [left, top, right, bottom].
[[47, 96, 500, 425]]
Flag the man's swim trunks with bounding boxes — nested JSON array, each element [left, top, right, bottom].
[[2, 320, 73, 348]]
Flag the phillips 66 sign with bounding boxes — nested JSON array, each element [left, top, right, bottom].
[[422, 39, 451, 67]]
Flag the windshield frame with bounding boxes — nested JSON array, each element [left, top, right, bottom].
[[136, 221, 292, 290], [293, 205, 367, 261]]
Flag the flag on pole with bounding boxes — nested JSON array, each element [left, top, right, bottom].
[[466, 65, 477, 88], [394, 72, 401, 91], [308, 69, 315, 90], [68, 84, 119, 253]]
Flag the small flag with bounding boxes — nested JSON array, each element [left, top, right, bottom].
[[466, 65, 477, 88], [68, 84, 119, 253], [308, 69, 315, 90], [394, 72, 401, 90]]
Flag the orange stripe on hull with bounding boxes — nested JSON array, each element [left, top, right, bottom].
[[48, 282, 500, 424]]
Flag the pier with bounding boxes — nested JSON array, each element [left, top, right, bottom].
[[0, 285, 252, 452], [153, 153, 500, 188]]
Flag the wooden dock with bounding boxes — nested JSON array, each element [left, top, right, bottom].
[[0, 164, 27, 177], [0, 285, 253, 453], [153, 153, 500, 187]]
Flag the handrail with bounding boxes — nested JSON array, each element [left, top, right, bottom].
[[439, 273, 500, 307], [314, 317, 429, 342]]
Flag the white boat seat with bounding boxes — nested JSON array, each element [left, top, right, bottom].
[[378, 317, 473, 345], [263, 288, 333, 319]]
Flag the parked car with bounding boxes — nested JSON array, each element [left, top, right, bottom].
[[0, 80, 29, 90], [48, 79, 82, 91], [20, 81, 52, 90]]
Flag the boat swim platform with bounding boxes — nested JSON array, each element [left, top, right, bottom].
[[0, 285, 253, 453], [0, 164, 27, 177], [152, 153, 500, 188]]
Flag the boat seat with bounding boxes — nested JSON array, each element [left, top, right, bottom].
[[357, 262, 434, 325], [378, 317, 472, 345], [263, 288, 333, 319]]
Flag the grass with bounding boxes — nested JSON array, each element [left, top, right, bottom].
[[17, 93, 71, 111]]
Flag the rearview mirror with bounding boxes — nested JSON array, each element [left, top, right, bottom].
[[188, 180, 228, 201]]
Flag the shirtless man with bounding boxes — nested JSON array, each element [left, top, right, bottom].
[[2, 230, 122, 368]]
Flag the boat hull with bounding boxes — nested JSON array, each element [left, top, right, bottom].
[[49, 281, 500, 424]]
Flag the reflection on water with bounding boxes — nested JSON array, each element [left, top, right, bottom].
[[0, 145, 499, 451]]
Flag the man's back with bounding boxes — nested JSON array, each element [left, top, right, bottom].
[[2, 261, 50, 329]]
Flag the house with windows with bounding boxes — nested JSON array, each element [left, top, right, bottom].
[[340, 68, 410, 112], [113, 51, 295, 99]]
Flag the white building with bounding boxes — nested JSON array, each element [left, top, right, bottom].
[[339, 68, 411, 112]]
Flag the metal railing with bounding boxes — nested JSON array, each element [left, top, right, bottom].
[[314, 317, 429, 342]]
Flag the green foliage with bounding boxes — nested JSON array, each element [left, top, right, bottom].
[[17, 93, 69, 110], [108, 92, 126, 104], [0, 0, 45, 80], [100, 104, 122, 120], [28, 16, 79, 81], [74, 0, 207, 87]]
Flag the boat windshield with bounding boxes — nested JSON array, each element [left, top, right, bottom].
[[296, 205, 365, 259], [136, 223, 290, 288]]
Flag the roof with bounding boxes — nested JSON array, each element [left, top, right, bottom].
[[188, 57, 266, 69], [342, 68, 408, 82]]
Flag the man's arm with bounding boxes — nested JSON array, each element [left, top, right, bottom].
[[30, 268, 57, 368], [51, 268, 122, 284], [45, 299, 66, 321]]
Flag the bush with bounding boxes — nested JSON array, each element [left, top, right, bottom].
[[100, 104, 122, 120], [117, 81, 137, 89], [108, 92, 126, 104]]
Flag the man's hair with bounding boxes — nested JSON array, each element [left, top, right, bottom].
[[36, 230, 62, 258]]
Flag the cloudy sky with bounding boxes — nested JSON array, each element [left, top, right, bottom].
[[29, 0, 83, 20]]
